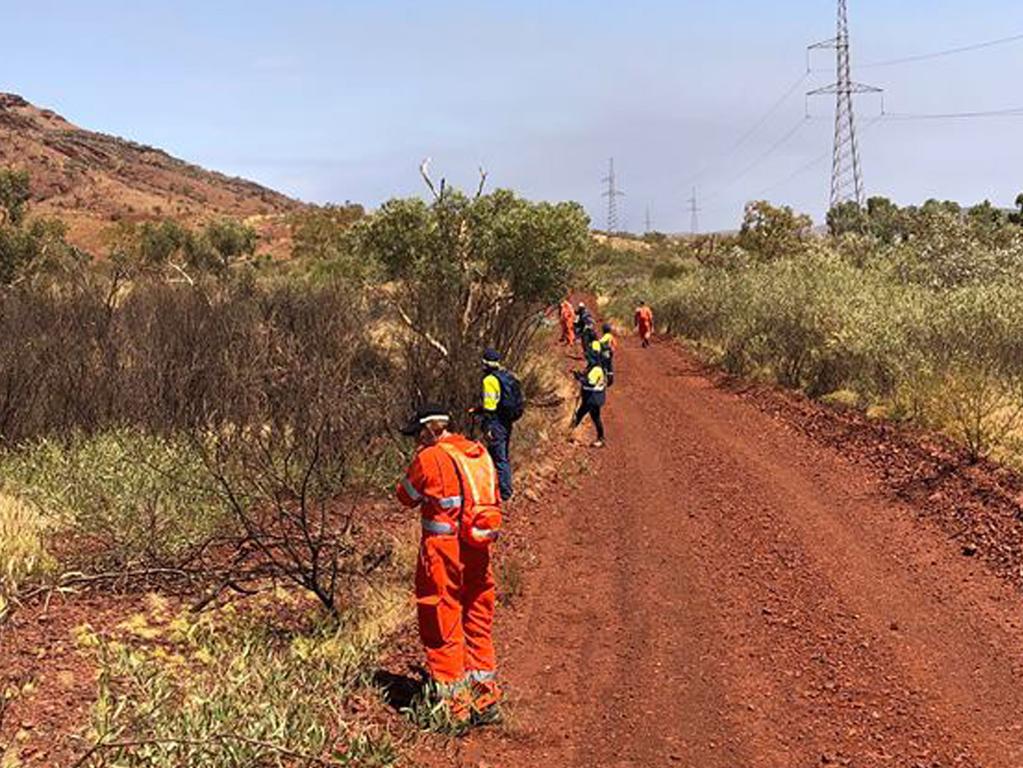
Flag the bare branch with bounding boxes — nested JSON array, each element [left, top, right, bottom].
[[393, 302, 450, 357], [419, 157, 441, 201], [475, 165, 489, 198], [167, 261, 195, 286]]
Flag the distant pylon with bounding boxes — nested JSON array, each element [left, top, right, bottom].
[[807, 0, 881, 209], [687, 187, 701, 235], [602, 158, 625, 234], [644, 206, 652, 234]]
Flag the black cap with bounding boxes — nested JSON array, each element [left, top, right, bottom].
[[482, 347, 501, 367], [399, 403, 450, 436], [602, 322, 612, 333]]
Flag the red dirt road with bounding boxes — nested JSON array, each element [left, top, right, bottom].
[[441, 337, 1023, 767]]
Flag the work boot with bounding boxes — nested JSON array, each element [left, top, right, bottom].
[[468, 678, 504, 727], [447, 688, 473, 728], [433, 680, 472, 732]]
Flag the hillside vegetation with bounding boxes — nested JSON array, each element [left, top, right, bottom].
[[0, 93, 299, 256], [597, 195, 1023, 465]]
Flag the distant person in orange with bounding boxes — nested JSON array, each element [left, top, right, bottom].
[[634, 300, 654, 348], [396, 404, 503, 727], [559, 299, 575, 345]]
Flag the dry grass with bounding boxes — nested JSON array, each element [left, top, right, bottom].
[[0, 492, 54, 617]]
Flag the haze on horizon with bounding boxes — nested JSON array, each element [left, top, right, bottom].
[[4, 0, 1021, 232]]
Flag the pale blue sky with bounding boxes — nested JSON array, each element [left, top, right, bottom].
[[3, 1, 1021, 231]]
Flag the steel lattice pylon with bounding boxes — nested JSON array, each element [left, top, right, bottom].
[[602, 157, 624, 234], [808, 0, 881, 209]]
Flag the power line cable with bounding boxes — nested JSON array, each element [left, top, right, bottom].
[[725, 99, 1023, 213], [857, 31, 1023, 68], [685, 71, 811, 187], [881, 106, 1023, 120], [703, 116, 813, 205], [755, 115, 884, 198]]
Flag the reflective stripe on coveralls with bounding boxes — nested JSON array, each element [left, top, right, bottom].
[[401, 477, 422, 502], [421, 518, 457, 536]]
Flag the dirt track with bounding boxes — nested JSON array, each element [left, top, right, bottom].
[[443, 337, 1023, 767]]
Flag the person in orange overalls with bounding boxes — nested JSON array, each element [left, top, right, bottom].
[[396, 404, 502, 726], [634, 300, 654, 348], [559, 299, 575, 345]]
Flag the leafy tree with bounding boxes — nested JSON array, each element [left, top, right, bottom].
[[290, 204, 369, 282], [0, 169, 81, 285], [966, 200, 1007, 229], [865, 196, 906, 244], [350, 180, 589, 412], [186, 218, 258, 276], [738, 200, 813, 262], [138, 220, 189, 265], [919, 198, 962, 217], [0, 169, 30, 227], [106, 218, 258, 284], [1010, 192, 1023, 225], [826, 201, 867, 237], [291, 204, 365, 260]]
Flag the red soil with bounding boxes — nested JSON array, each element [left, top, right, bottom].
[[421, 336, 1023, 767]]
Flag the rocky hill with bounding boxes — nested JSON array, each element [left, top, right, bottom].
[[0, 93, 301, 255]]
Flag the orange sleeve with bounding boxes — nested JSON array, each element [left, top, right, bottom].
[[395, 447, 447, 507], [396, 451, 427, 507]]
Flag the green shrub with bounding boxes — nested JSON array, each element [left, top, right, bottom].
[[0, 430, 226, 571], [81, 588, 406, 767]]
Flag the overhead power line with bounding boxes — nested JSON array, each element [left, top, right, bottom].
[[858, 31, 1023, 69], [702, 116, 812, 205], [685, 71, 810, 188], [754, 104, 1022, 201], [755, 115, 884, 199], [882, 106, 1023, 120]]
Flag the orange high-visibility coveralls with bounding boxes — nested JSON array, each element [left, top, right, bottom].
[[396, 434, 498, 686], [559, 300, 575, 344], [635, 305, 654, 346]]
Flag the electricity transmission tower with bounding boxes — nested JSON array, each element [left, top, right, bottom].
[[807, 0, 881, 209], [602, 158, 625, 234], [644, 206, 652, 234], [687, 187, 701, 235]]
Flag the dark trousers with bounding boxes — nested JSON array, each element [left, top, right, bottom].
[[573, 402, 604, 441], [485, 419, 514, 501], [603, 358, 615, 387]]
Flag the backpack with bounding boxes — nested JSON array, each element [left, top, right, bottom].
[[438, 443, 502, 549], [494, 369, 525, 423]]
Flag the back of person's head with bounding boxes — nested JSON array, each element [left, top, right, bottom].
[[482, 347, 502, 369]]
